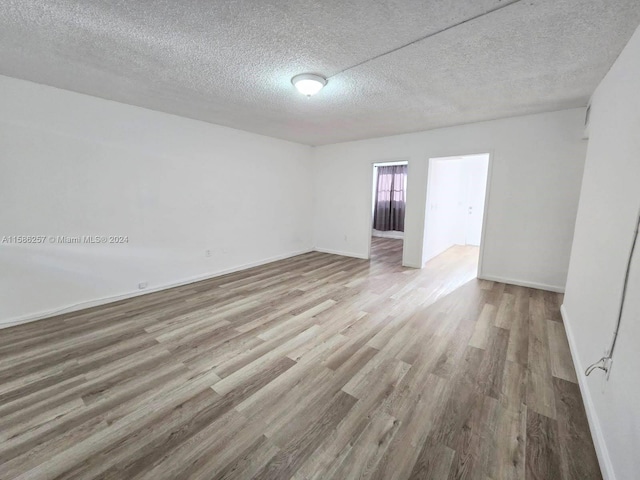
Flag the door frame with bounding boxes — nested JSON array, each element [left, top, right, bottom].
[[424, 152, 493, 278], [367, 158, 410, 261]]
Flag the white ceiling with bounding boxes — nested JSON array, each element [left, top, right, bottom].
[[1, 1, 639, 145]]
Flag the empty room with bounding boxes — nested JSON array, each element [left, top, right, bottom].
[[1, 1, 639, 479]]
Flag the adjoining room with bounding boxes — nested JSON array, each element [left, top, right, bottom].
[[422, 153, 490, 282], [370, 161, 408, 266]]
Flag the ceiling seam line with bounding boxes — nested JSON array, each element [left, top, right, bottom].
[[326, 0, 524, 79]]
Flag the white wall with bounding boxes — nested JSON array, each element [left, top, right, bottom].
[[563, 25, 640, 480], [312, 108, 587, 291], [0, 75, 314, 327]]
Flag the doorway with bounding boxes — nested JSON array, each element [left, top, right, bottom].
[[423, 153, 490, 274], [370, 161, 408, 265]]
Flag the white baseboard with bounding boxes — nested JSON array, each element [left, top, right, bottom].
[[372, 229, 404, 240], [477, 274, 565, 293], [402, 261, 422, 268], [561, 304, 614, 480], [313, 247, 369, 260], [0, 248, 313, 330]]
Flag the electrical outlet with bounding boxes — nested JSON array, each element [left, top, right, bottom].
[[138, 282, 148, 290], [205, 249, 212, 257]]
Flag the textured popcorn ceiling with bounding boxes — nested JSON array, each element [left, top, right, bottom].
[[1, 0, 639, 145]]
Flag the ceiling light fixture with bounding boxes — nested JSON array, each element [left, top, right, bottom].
[[291, 73, 327, 97]]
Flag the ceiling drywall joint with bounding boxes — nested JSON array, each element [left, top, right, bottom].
[[328, 0, 524, 79]]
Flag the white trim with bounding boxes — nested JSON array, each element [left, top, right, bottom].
[[372, 160, 408, 167], [402, 261, 422, 269], [372, 229, 404, 239], [313, 247, 369, 260], [0, 248, 313, 330], [477, 152, 494, 278], [561, 304, 614, 480], [477, 274, 565, 293]]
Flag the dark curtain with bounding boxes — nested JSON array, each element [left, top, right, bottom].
[[373, 165, 407, 232]]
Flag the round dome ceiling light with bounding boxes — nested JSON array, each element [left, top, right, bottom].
[[291, 73, 327, 97]]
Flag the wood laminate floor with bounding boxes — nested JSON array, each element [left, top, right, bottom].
[[0, 238, 601, 480]]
